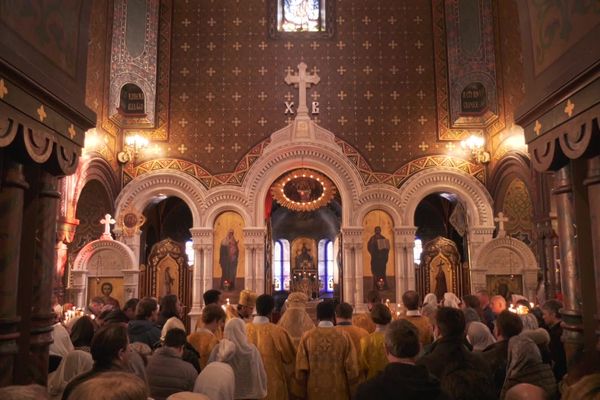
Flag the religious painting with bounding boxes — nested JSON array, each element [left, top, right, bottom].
[[429, 254, 453, 301], [290, 237, 319, 299], [87, 277, 124, 308], [362, 210, 395, 302], [156, 256, 180, 298], [213, 211, 245, 296], [416, 236, 467, 301], [486, 275, 523, 301]]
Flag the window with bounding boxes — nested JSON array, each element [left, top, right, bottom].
[[273, 239, 291, 291], [318, 238, 335, 293], [414, 238, 423, 265], [185, 240, 194, 267], [278, 0, 325, 32]]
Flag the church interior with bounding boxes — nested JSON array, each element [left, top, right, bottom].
[[0, 0, 599, 396]]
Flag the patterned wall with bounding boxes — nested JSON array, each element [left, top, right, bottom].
[[502, 178, 535, 253]]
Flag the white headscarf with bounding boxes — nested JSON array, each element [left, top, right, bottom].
[[47, 350, 93, 399], [423, 293, 438, 306], [49, 322, 74, 357], [443, 292, 461, 309], [467, 321, 496, 351], [193, 362, 235, 400], [208, 318, 267, 399]]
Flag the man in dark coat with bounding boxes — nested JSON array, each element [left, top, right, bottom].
[[128, 297, 161, 348], [542, 299, 567, 381], [356, 319, 443, 400]]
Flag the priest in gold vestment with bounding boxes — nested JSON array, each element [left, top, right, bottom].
[[360, 304, 392, 379], [277, 292, 315, 348], [294, 301, 360, 400], [187, 304, 225, 369], [335, 302, 369, 378], [246, 294, 297, 400], [352, 289, 381, 333]]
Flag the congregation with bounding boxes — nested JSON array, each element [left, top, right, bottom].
[[1, 288, 598, 400]]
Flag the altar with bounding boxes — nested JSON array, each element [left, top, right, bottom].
[[290, 243, 320, 299]]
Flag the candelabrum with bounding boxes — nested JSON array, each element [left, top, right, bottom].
[[461, 134, 490, 164], [117, 133, 149, 164]]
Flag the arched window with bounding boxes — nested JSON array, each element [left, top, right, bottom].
[[273, 239, 291, 291], [414, 238, 423, 265], [318, 238, 335, 293], [185, 240, 194, 267]]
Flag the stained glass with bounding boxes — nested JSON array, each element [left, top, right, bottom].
[[279, 0, 325, 32]]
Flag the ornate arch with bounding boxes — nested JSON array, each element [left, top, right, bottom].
[[489, 151, 532, 214], [114, 169, 206, 226], [397, 167, 494, 228], [354, 186, 404, 226], [203, 188, 252, 226]]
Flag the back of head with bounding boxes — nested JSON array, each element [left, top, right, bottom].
[[203, 289, 221, 305], [441, 365, 496, 400], [123, 298, 139, 313], [436, 307, 466, 338], [542, 299, 562, 318], [164, 328, 187, 348], [70, 315, 95, 347], [160, 294, 179, 319], [505, 383, 548, 400], [335, 302, 354, 320], [255, 294, 275, 316], [371, 303, 392, 325], [201, 304, 226, 325], [402, 290, 420, 311], [135, 297, 158, 320], [491, 295, 507, 309], [385, 319, 420, 358], [0, 384, 49, 400], [316, 300, 336, 321], [462, 294, 480, 309], [366, 289, 381, 305], [496, 310, 523, 339], [91, 323, 128, 368], [67, 371, 148, 400]]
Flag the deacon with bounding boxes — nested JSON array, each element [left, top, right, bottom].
[[246, 294, 297, 400]]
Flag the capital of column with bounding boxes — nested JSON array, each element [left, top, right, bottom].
[[190, 227, 214, 247], [56, 216, 80, 244]]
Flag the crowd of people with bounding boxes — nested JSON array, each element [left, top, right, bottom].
[[1, 288, 599, 400]]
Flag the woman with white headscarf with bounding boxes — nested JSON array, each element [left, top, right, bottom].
[[467, 321, 496, 351], [193, 361, 235, 400], [47, 350, 93, 399], [421, 293, 438, 326], [208, 318, 267, 399], [443, 292, 461, 309]]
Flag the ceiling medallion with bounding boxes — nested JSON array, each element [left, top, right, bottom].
[[271, 169, 336, 212]]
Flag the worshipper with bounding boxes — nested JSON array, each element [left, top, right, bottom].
[[167, 393, 210, 400], [443, 292, 461, 308], [463, 307, 480, 325], [277, 292, 315, 347], [466, 321, 496, 351], [228, 289, 257, 321], [128, 296, 161, 348], [66, 371, 148, 400], [50, 318, 75, 359], [355, 319, 443, 400], [505, 383, 549, 400], [562, 372, 600, 400], [482, 310, 523, 398], [500, 335, 557, 399], [195, 289, 225, 335], [440, 364, 496, 400], [122, 298, 140, 321], [360, 303, 392, 379], [542, 299, 567, 382], [352, 289, 380, 333], [159, 294, 186, 340], [47, 350, 93, 400], [69, 315, 95, 352], [422, 292, 439, 326], [520, 314, 553, 365], [246, 294, 297, 400], [417, 307, 489, 380], [87, 296, 105, 319], [208, 318, 267, 399], [462, 294, 485, 324], [61, 323, 132, 400], [477, 289, 496, 331], [188, 304, 226, 369], [335, 302, 369, 357], [146, 328, 199, 400], [294, 301, 360, 400], [0, 384, 49, 400], [490, 294, 507, 316], [398, 290, 433, 346], [193, 361, 235, 400]]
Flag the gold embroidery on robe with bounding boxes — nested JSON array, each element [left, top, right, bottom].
[[352, 312, 376, 334], [360, 331, 388, 379], [187, 330, 219, 369]]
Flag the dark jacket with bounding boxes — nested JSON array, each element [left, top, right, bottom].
[[482, 305, 495, 332], [128, 319, 161, 348], [547, 322, 567, 381], [355, 362, 444, 400], [416, 335, 490, 380], [146, 346, 199, 400], [483, 339, 509, 397]]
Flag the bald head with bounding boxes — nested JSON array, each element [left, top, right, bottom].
[[490, 295, 507, 315], [505, 383, 548, 400]]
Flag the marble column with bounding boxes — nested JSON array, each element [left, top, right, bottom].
[[583, 156, 600, 349], [0, 160, 28, 387], [552, 165, 584, 360]]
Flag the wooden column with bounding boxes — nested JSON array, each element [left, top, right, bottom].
[[0, 158, 28, 387], [552, 165, 584, 360], [584, 155, 600, 349]]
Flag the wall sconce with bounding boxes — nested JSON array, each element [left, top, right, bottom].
[[117, 133, 149, 164], [461, 134, 490, 164]]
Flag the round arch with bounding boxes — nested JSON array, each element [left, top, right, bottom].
[[354, 186, 405, 226], [203, 188, 252, 227], [114, 169, 205, 227], [397, 167, 495, 229], [489, 151, 533, 215]]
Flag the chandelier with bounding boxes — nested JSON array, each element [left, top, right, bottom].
[[271, 169, 336, 212]]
